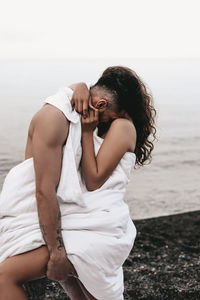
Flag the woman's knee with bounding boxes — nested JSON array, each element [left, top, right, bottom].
[[0, 246, 49, 285], [0, 263, 16, 287]]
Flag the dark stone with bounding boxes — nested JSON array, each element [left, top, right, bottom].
[[24, 210, 200, 299]]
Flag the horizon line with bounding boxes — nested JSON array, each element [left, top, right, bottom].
[[0, 56, 200, 61]]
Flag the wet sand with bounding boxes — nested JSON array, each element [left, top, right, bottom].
[[24, 210, 200, 299]]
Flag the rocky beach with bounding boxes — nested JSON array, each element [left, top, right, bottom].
[[24, 210, 200, 300]]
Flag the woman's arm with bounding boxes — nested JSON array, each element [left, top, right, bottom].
[[81, 112, 136, 191], [68, 82, 90, 118], [32, 106, 77, 281]]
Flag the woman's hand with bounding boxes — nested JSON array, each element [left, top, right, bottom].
[[69, 82, 90, 118], [81, 118, 136, 191], [46, 250, 78, 282], [81, 108, 99, 132]]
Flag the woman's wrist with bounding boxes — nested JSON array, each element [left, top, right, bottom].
[[82, 130, 94, 137], [48, 245, 68, 259], [68, 82, 87, 91]]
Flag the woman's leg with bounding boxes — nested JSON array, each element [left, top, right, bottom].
[[0, 246, 49, 300], [60, 276, 97, 300], [76, 278, 98, 300], [0, 245, 87, 300], [60, 276, 88, 300]]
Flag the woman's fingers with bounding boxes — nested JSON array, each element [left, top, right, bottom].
[[71, 98, 75, 110], [72, 97, 89, 117], [89, 109, 94, 119], [70, 82, 90, 115], [89, 109, 98, 120], [74, 99, 78, 113], [94, 108, 99, 121], [81, 107, 98, 124], [88, 96, 96, 111], [83, 96, 89, 118], [81, 108, 99, 132], [89, 102, 96, 111], [77, 98, 83, 114]]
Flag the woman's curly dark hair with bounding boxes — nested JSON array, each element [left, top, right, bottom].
[[93, 66, 157, 168]]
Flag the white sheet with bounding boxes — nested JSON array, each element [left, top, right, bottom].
[[0, 87, 137, 300]]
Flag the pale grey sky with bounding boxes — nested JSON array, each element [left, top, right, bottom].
[[0, 0, 199, 58]]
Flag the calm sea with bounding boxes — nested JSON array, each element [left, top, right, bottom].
[[0, 57, 199, 219]]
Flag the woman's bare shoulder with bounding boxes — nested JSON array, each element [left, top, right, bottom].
[[108, 118, 137, 152], [109, 118, 136, 140], [110, 118, 135, 129], [28, 104, 69, 141]]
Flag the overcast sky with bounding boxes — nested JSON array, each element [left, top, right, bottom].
[[0, 0, 199, 59]]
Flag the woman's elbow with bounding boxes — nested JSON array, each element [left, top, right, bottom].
[[85, 179, 103, 191], [85, 183, 99, 191]]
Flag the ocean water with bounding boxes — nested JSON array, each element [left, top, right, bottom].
[[0, 57, 199, 219]]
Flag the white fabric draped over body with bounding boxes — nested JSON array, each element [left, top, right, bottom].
[[0, 87, 137, 300]]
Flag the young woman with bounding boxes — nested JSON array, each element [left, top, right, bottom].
[[65, 66, 157, 299], [0, 66, 157, 300]]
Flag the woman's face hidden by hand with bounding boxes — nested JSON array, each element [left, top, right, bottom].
[[89, 90, 122, 123]]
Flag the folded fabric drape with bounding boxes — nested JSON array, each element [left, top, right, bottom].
[[0, 87, 137, 300]]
